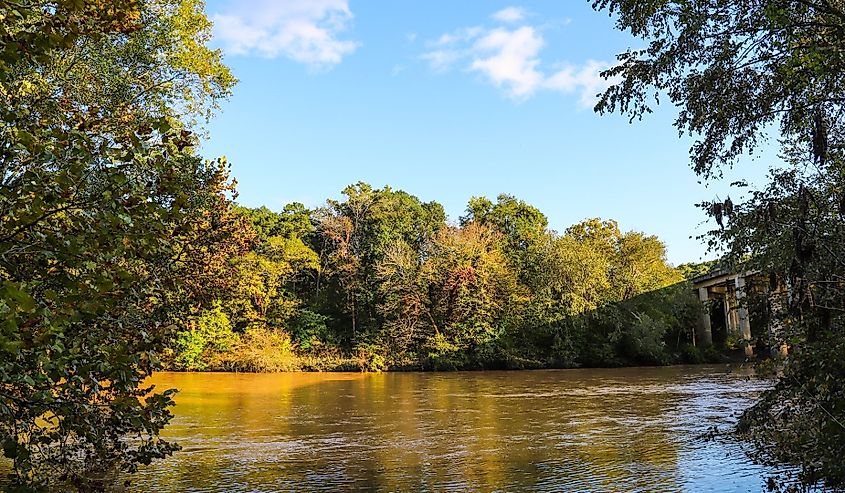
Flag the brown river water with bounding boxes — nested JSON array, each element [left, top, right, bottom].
[[129, 365, 780, 492]]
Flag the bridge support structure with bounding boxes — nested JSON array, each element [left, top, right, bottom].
[[692, 270, 754, 356]]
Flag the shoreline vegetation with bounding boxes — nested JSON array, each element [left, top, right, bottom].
[[161, 336, 740, 374], [160, 351, 743, 374], [161, 184, 729, 375]]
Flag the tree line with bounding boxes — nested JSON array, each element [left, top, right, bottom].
[[167, 184, 703, 373]]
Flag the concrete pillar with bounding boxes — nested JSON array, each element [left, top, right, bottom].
[[735, 276, 754, 357], [697, 287, 713, 346]]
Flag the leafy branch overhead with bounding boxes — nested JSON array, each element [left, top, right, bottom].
[[593, 0, 845, 487], [593, 0, 845, 177]]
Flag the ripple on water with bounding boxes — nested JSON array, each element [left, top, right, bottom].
[[130, 367, 781, 492]]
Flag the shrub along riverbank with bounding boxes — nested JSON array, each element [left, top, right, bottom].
[[163, 185, 724, 373], [161, 292, 729, 373]]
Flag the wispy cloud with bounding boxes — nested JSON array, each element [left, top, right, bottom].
[[544, 60, 613, 107], [491, 6, 528, 23], [420, 26, 482, 72], [421, 6, 613, 106], [212, 0, 360, 68], [421, 49, 464, 73], [430, 26, 483, 47]]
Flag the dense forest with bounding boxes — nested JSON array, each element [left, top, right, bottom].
[[165, 185, 709, 373]]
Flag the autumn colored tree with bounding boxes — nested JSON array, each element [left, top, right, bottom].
[[423, 223, 521, 368], [376, 240, 432, 356], [312, 183, 445, 342]]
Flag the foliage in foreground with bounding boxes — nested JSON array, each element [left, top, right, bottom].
[[592, 0, 845, 488], [0, 0, 240, 489]]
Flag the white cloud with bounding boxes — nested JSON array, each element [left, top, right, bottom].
[[421, 49, 463, 72], [545, 60, 615, 107], [212, 0, 359, 68], [431, 26, 483, 47], [491, 6, 527, 23], [419, 26, 483, 72], [421, 11, 613, 105], [470, 27, 544, 98]]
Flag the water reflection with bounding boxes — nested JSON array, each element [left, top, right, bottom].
[[136, 366, 773, 492]]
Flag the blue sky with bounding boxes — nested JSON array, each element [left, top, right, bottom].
[[200, 0, 772, 265]]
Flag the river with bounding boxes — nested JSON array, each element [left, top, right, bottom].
[[130, 365, 780, 492]]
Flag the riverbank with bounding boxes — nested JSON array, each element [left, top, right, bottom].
[[161, 337, 741, 373], [164, 279, 745, 375]]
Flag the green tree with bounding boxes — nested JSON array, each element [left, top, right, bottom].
[[174, 304, 239, 371], [313, 183, 446, 342], [614, 231, 682, 301], [462, 194, 548, 283], [235, 202, 314, 241], [592, 0, 845, 178], [541, 234, 613, 315], [677, 260, 717, 280], [230, 235, 320, 330], [0, 0, 237, 488], [592, 0, 845, 486]]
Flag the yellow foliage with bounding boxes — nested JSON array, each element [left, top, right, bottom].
[[219, 328, 299, 372]]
